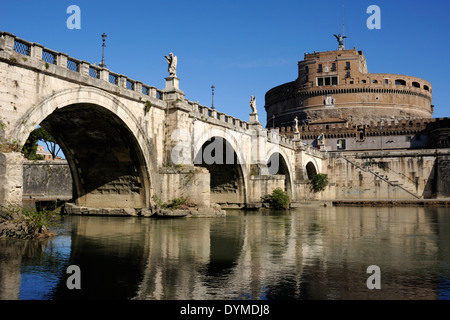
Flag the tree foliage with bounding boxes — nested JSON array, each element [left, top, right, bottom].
[[22, 129, 44, 160], [311, 173, 328, 193], [263, 188, 291, 210], [22, 127, 61, 160]]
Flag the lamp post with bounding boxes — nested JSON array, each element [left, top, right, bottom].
[[211, 85, 215, 109], [99, 33, 107, 68]]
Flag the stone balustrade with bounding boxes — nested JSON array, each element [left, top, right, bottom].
[[0, 31, 164, 103], [0, 31, 298, 151]]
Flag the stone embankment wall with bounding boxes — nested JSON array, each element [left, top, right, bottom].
[[436, 155, 450, 198], [318, 149, 450, 200], [22, 160, 72, 201]]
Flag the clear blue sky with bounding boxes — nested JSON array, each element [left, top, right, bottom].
[[1, 0, 449, 127]]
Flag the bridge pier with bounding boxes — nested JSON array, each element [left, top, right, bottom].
[[0, 152, 23, 206]]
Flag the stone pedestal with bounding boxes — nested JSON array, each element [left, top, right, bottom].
[[165, 76, 180, 90], [163, 76, 185, 101], [0, 152, 24, 205], [249, 113, 260, 125]]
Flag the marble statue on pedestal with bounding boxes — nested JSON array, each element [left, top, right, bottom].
[[164, 52, 177, 77], [249, 95, 257, 114]]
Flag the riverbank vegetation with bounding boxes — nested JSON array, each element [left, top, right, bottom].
[[0, 205, 59, 239], [312, 173, 328, 193], [263, 188, 291, 210]]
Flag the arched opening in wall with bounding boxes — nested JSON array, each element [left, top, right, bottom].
[[27, 103, 150, 211], [395, 79, 406, 86], [412, 82, 420, 88], [306, 162, 318, 180], [21, 125, 71, 210], [194, 137, 245, 207], [424, 85, 430, 91], [267, 152, 292, 196]]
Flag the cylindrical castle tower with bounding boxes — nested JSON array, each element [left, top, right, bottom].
[[265, 46, 433, 128]]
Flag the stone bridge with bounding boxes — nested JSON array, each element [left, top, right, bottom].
[[0, 31, 325, 215]]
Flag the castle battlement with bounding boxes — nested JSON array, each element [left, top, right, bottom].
[[276, 118, 448, 140]]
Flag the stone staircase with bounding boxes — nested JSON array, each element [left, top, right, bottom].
[[340, 155, 422, 199]]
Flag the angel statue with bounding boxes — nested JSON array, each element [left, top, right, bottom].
[[334, 34, 347, 49], [249, 95, 257, 114], [164, 52, 177, 77]]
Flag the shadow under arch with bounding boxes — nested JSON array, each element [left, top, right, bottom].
[[15, 88, 154, 209], [194, 136, 246, 207], [267, 152, 293, 197], [306, 161, 318, 180]]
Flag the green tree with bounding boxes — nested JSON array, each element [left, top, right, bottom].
[[263, 188, 291, 210], [22, 129, 44, 160], [311, 173, 328, 193], [22, 127, 61, 160]]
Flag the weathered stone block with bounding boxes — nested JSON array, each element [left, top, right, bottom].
[[0, 152, 24, 205]]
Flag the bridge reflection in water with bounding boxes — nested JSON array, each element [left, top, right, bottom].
[[1, 206, 449, 300]]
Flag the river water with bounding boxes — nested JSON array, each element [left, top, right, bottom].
[[1, 206, 449, 300]]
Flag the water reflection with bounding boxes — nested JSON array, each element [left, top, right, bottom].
[[1, 206, 449, 300]]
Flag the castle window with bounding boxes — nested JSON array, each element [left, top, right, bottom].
[[359, 132, 365, 140], [395, 79, 406, 86], [373, 80, 378, 84], [346, 72, 351, 78], [385, 79, 389, 84], [318, 64, 323, 73], [337, 139, 346, 150], [345, 62, 351, 70], [331, 63, 336, 71], [305, 66, 309, 74], [317, 76, 338, 87], [412, 82, 420, 88], [424, 85, 430, 91]]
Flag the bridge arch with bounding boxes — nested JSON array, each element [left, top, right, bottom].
[[305, 160, 319, 180], [193, 128, 248, 206], [266, 148, 294, 198], [14, 87, 155, 209]]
